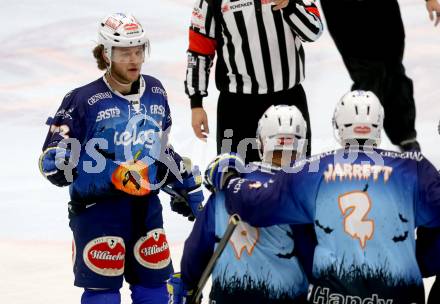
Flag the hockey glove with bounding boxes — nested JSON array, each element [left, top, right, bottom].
[[166, 165, 204, 221], [167, 273, 195, 304], [204, 153, 245, 192], [39, 147, 77, 187]]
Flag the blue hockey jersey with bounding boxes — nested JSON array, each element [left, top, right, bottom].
[[42, 75, 174, 201], [224, 148, 440, 304], [181, 162, 316, 304]]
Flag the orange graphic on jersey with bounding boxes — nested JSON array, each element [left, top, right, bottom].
[[229, 221, 259, 259], [111, 160, 150, 196], [338, 191, 374, 249]]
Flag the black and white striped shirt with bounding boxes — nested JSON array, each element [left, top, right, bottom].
[[185, 0, 323, 107]]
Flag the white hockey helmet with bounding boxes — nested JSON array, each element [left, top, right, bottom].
[[98, 13, 150, 65], [256, 105, 307, 162], [333, 90, 384, 146]]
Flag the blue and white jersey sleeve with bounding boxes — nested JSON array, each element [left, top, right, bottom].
[[42, 89, 88, 150], [224, 163, 317, 227]]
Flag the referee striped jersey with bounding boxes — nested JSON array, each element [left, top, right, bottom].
[[185, 0, 323, 107]]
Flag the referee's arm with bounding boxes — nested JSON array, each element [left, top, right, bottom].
[[282, 0, 324, 42], [185, 0, 217, 109]]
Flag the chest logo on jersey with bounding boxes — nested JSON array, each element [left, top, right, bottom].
[[87, 92, 113, 106], [134, 228, 171, 269], [83, 236, 125, 276], [114, 127, 159, 147], [96, 106, 121, 122]]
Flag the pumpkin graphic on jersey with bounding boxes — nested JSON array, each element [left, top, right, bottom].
[[111, 160, 150, 196]]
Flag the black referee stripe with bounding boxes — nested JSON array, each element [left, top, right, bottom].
[[234, 11, 258, 94], [292, 8, 321, 35], [287, 19, 313, 42], [220, 18, 243, 93], [298, 44, 305, 80], [205, 7, 214, 35], [273, 10, 289, 90], [192, 56, 201, 94], [294, 33, 301, 85], [255, 1, 274, 93]]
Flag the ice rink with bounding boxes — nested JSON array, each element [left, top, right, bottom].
[[0, 0, 438, 303]]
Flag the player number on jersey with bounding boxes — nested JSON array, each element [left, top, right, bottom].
[[338, 191, 374, 249]]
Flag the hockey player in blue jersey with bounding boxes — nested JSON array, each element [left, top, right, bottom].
[[207, 90, 440, 304], [38, 13, 204, 304], [167, 105, 317, 304]]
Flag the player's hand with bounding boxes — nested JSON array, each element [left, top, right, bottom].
[[204, 153, 245, 192], [426, 0, 440, 26], [167, 273, 195, 304], [272, 0, 289, 11], [166, 165, 204, 221], [39, 147, 77, 187], [191, 107, 209, 141]]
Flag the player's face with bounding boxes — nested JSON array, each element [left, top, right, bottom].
[[111, 46, 144, 82]]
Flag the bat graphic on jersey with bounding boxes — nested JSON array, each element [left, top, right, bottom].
[[315, 220, 334, 234], [392, 231, 409, 243]]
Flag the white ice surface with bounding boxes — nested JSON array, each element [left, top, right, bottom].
[[0, 0, 438, 303]]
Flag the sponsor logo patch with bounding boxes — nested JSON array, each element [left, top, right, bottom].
[[151, 86, 167, 98], [87, 92, 113, 106], [124, 23, 139, 32], [229, 1, 253, 11], [96, 106, 121, 122], [150, 104, 166, 117], [105, 17, 122, 31], [134, 228, 171, 269], [55, 108, 74, 120], [83, 236, 125, 276], [191, 7, 205, 29], [248, 181, 262, 189]]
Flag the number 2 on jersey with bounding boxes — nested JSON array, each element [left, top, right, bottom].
[[338, 191, 374, 249]]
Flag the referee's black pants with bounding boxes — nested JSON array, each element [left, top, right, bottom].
[[320, 0, 417, 146], [216, 84, 311, 163]]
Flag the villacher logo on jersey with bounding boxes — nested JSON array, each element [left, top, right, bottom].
[[134, 228, 171, 270], [83, 236, 126, 277]]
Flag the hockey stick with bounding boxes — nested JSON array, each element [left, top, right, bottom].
[[189, 213, 241, 304]]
